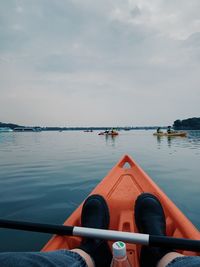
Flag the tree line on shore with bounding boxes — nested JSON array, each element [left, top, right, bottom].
[[173, 117, 200, 130], [1, 117, 200, 131]]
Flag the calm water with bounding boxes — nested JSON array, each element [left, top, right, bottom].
[[0, 130, 199, 251]]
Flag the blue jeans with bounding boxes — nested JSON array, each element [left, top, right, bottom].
[[166, 256, 200, 267], [0, 250, 199, 267], [0, 250, 87, 267]]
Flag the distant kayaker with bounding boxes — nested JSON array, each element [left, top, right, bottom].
[[0, 194, 199, 267], [167, 126, 173, 134], [157, 127, 162, 133]]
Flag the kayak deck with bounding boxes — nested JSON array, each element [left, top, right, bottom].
[[42, 155, 199, 266]]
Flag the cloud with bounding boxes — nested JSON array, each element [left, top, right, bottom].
[[0, 0, 200, 126], [109, 0, 200, 39]]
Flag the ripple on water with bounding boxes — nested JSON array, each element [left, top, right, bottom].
[[0, 130, 199, 252]]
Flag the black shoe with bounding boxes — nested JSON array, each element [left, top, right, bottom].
[[135, 193, 173, 267], [78, 194, 112, 267]]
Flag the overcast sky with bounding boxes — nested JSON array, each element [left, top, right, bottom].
[[0, 0, 200, 126]]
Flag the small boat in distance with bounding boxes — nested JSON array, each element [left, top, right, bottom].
[[84, 129, 93, 132], [98, 129, 119, 136], [14, 127, 42, 132], [124, 127, 131, 131], [153, 132, 187, 137], [0, 127, 13, 132]]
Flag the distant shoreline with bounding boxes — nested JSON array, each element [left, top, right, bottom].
[[1, 117, 200, 131], [0, 122, 166, 131]]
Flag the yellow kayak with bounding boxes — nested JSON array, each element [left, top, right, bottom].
[[153, 132, 187, 137]]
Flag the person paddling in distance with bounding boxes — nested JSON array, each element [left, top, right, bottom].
[[167, 126, 173, 134], [157, 127, 163, 134], [0, 194, 199, 267]]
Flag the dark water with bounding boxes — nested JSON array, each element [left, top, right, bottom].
[[0, 130, 199, 251]]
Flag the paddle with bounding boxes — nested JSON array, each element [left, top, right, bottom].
[[0, 219, 200, 252]]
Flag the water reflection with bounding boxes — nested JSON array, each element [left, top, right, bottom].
[[154, 131, 200, 152], [104, 134, 118, 147], [156, 135, 162, 144], [187, 131, 200, 146], [0, 132, 14, 143], [167, 137, 172, 147], [0, 130, 200, 252], [154, 135, 173, 147], [154, 134, 183, 146]]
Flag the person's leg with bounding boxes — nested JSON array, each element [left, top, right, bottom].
[[72, 249, 95, 267], [0, 195, 111, 267], [158, 252, 200, 267], [77, 194, 112, 267], [157, 252, 184, 267], [134, 193, 174, 267], [0, 250, 89, 267]]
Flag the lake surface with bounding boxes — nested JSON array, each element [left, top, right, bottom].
[[0, 130, 199, 251]]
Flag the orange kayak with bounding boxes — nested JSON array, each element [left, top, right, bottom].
[[107, 132, 118, 136], [98, 132, 119, 136], [42, 155, 199, 265]]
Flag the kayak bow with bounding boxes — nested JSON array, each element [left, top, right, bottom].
[[42, 155, 199, 266]]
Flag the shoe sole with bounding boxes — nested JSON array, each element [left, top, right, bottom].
[[81, 194, 110, 229], [134, 193, 166, 234]]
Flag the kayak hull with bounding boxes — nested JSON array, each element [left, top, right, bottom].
[[98, 132, 119, 136], [42, 155, 199, 266], [153, 132, 187, 137], [107, 132, 118, 136]]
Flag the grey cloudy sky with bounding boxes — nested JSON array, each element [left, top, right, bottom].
[[0, 0, 200, 126]]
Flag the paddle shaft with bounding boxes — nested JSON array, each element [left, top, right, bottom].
[[0, 219, 199, 252]]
